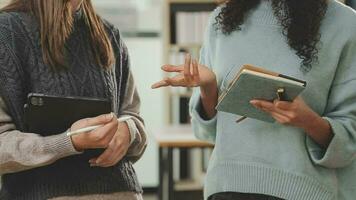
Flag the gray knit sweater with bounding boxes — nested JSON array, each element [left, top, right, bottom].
[[0, 9, 147, 200]]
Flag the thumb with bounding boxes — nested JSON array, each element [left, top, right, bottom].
[[83, 113, 115, 126], [151, 80, 170, 89]]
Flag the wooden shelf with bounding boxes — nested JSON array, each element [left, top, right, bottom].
[[175, 179, 204, 191], [169, 44, 202, 50]]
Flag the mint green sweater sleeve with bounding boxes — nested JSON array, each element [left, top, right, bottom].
[[189, 90, 217, 143], [306, 26, 356, 169], [189, 12, 218, 143]]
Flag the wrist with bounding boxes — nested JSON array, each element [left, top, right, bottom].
[[199, 79, 218, 119], [69, 135, 84, 152], [303, 114, 333, 147], [302, 113, 324, 134], [200, 78, 217, 99], [118, 122, 131, 145]]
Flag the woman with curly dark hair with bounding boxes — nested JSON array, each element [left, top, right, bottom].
[[153, 0, 356, 199]]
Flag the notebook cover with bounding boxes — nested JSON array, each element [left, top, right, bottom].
[[216, 72, 306, 123]]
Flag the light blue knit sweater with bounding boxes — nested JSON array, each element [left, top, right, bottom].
[[189, 1, 356, 200]]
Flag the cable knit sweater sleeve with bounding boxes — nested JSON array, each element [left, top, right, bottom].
[[0, 97, 81, 175]]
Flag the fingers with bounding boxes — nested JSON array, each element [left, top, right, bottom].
[[251, 100, 292, 117], [90, 143, 124, 167], [270, 112, 291, 124], [161, 65, 184, 73], [89, 131, 127, 167], [251, 99, 299, 124], [192, 59, 200, 82], [82, 113, 114, 127], [250, 100, 274, 111], [152, 54, 199, 89], [184, 54, 192, 83], [151, 79, 170, 89], [274, 100, 294, 110], [90, 115, 118, 148], [152, 75, 186, 89]]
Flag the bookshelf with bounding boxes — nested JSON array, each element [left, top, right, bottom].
[[163, 0, 217, 125], [162, 0, 217, 197]]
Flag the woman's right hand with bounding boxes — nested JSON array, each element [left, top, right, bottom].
[[70, 113, 118, 151], [152, 54, 218, 119], [151, 54, 216, 89]]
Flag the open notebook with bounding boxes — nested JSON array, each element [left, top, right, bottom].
[[216, 64, 307, 123]]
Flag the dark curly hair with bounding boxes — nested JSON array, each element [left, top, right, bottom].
[[215, 0, 328, 72]]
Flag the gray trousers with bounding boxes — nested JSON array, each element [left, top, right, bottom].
[[208, 192, 284, 200]]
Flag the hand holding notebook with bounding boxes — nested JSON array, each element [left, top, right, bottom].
[[216, 64, 307, 123]]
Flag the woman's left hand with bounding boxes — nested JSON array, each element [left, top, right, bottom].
[[250, 96, 333, 147], [89, 122, 131, 167], [250, 96, 319, 130]]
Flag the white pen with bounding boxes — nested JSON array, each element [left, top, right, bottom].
[[66, 116, 132, 137]]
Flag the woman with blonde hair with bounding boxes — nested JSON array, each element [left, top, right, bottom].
[[0, 0, 147, 199]]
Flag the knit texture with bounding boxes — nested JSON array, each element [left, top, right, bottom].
[[190, 1, 356, 200], [0, 10, 141, 200]]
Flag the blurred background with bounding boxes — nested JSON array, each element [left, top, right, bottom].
[[0, 0, 355, 200]]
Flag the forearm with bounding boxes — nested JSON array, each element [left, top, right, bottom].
[[304, 114, 333, 148], [200, 81, 218, 119], [0, 130, 80, 175], [0, 97, 80, 175]]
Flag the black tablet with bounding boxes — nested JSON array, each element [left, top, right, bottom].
[[24, 93, 112, 135]]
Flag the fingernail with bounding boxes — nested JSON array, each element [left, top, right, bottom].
[[106, 113, 114, 121], [250, 100, 257, 105]]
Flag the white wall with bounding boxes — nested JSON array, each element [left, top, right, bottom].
[[92, 0, 162, 34], [125, 37, 165, 187], [0, 0, 8, 6]]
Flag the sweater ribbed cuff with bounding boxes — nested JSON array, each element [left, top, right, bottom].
[[306, 117, 355, 169], [126, 118, 137, 145], [43, 132, 82, 157]]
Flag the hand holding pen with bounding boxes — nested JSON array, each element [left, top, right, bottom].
[[67, 116, 132, 137], [69, 113, 120, 152]]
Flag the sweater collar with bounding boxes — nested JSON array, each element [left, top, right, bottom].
[[247, 0, 279, 26]]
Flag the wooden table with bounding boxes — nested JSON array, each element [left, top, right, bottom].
[[152, 125, 214, 200]]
